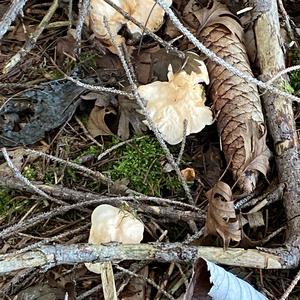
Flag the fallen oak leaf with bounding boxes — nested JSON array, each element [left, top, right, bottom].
[[205, 181, 241, 248], [87, 105, 116, 137], [117, 95, 147, 141]]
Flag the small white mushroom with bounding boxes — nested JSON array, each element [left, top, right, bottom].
[[87, 0, 172, 47], [85, 204, 144, 273], [85, 204, 144, 300], [137, 62, 213, 145]]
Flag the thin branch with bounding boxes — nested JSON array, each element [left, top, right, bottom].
[[97, 136, 145, 161], [279, 268, 300, 300], [16, 224, 90, 253], [65, 75, 133, 97], [75, 0, 90, 56], [1, 147, 66, 206], [3, 0, 59, 73], [74, 115, 104, 149], [0, 0, 28, 40], [24, 148, 111, 185], [267, 65, 300, 85], [0, 243, 286, 274], [104, 18, 194, 205], [176, 119, 188, 165], [0, 190, 202, 240], [156, 0, 300, 104]]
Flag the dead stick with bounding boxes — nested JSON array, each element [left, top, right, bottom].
[[252, 0, 300, 257], [0, 243, 285, 274]]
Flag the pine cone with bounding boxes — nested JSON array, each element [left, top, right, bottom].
[[196, 1, 271, 193]]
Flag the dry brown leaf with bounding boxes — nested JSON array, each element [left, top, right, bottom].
[[205, 181, 241, 248], [191, 1, 271, 193], [241, 122, 271, 178], [120, 266, 148, 300], [55, 29, 76, 65], [87, 105, 116, 137], [117, 96, 147, 140]]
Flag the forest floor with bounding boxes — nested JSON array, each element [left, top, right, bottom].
[[0, 0, 300, 299]]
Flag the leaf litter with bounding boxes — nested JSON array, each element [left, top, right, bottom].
[[0, 0, 295, 299]]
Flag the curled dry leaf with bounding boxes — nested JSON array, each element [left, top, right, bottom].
[[205, 181, 241, 248], [188, 1, 271, 193], [87, 105, 116, 137], [55, 29, 76, 65], [87, 0, 172, 48], [85, 92, 117, 137], [137, 60, 213, 145]]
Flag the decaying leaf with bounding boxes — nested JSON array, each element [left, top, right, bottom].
[[120, 266, 148, 300], [87, 106, 116, 137], [137, 59, 213, 145], [55, 29, 76, 65], [87, 0, 172, 48], [241, 121, 271, 179], [205, 181, 241, 247], [187, 1, 271, 193], [184, 258, 268, 300], [117, 95, 147, 140]]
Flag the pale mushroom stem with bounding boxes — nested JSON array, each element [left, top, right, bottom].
[[100, 261, 118, 300]]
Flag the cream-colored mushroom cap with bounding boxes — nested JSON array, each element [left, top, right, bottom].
[[127, 0, 173, 35], [87, 0, 172, 47], [85, 204, 144, 274], [138, 64, 213, 145]]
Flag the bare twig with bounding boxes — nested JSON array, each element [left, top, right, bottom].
[[0, 0, 28, 40], [156, 0, 300, 104], [68, 0, 73, 29], [267, 65, 300, 85], [97, 136, 145, 160], [0, 243, 286, 274], [277, 0, 297, 46], [3, 0, 59, 73], [176, 119, 187, 165], [24, 148, 111, 185], [65, 75, 133, 97], [1, 147, 66, 206], [104, 18, 194, 205], [75, 0, 90, 55], [75, 115, 103, 149], [17, 224, 90, 253], [279, 268, 300, 300]]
